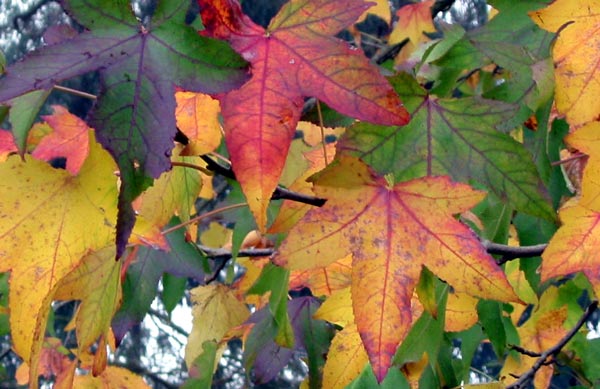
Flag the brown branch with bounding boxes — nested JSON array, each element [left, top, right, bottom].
[[506, 300, 599, 389], [481, 240, 547, 265], [198, 244, 274, 260], [200, 155, 326, 207]]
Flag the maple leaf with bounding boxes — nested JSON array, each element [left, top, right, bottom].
[[500, 288, 569, 388], [338, 72, 555, 221], [31, 105, 90, 175], [0, 0, 249, 257], [388, 0, 436, 64], [72, 366, 150, 388], [0, 133, 118, 386], [541, 122, 600, 295], [531, 0, 600, 126], [199, 0, 410, 230], [275, 156, 518, 381], [289, 254, 352, 297]]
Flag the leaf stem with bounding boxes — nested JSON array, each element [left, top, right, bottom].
[[160, 203, 247, 236], [551, 152, 586, 166], [52, 85, 97, 100], [171, 161, 213, 176], [316, 99, 329, 165]]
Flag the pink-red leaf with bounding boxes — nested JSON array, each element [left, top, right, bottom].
[[199, 0, 410, 230]]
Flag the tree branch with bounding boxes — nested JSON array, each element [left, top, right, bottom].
[[506, 300, 599, 389], [198, 244, 274, 260], [200, 155, 326, 207], [480, 240, 547, 265]]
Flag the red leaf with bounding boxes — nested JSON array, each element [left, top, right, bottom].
[[32, 106, 90, 175], [199, 0, 410, 229]]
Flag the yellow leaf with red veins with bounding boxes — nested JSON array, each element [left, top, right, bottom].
[[0, 133, 117, 386], [31, 105, 90, 175], [72, 366, 151, 388], [270, 143, 335, 234], [389, 0, 436, 64], [289, 254, 352, 297], [275, 156, 518, 381], [540, 200, 600, 297], [530, 1, 600, 126], [175, 91, 222, 156], [53, 246, 121, 358], [185, 284, 250, 367], [500, 305, 568, 388]]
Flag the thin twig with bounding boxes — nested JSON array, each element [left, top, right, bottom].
[[52, 85, 97, 100], [316, 99, 329, 165], [506, 300, 599, 389], [204, 259, 229, 284], [160, 203, 247, 235], [509, 344, 542, 358], [171, 161, 213, 176]]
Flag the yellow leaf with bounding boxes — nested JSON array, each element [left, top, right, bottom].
[[0, 132, 117, 386], [53, 246, 122, 357], [175, 91, 222, 156], [73, 366, 151, 388], [185, 284, 251, 367], [445, 291, 479, 332], [500, 306, 568, 388], [314, 287, 355, 327], [356, 0, 391, 24], [289, 254, 352, 297], [297, 120, 345, 148], [322, 324, 369, 389], [530, 1, 600, 126]]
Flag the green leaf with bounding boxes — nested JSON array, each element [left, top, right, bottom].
[[338, 73, 554, 221], [7, 90, 51, 155], [182, 340, 218, 389], [247, 263, 293, 348], [477, 300, 506, 357], [161, 274, 187, 315]]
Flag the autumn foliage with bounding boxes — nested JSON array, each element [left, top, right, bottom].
[[1, 0, 600, 387]]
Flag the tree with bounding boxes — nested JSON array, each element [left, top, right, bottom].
[[0, 0, 599, 387]]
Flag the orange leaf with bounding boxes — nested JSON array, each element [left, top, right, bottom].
[[530, 1, 600, 127], [276, 156, 518, 381], [175, 91, 222, 156], [31, 105, 90, 175], [73, 366, 151, 388], [200, 0, 409, 230]]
